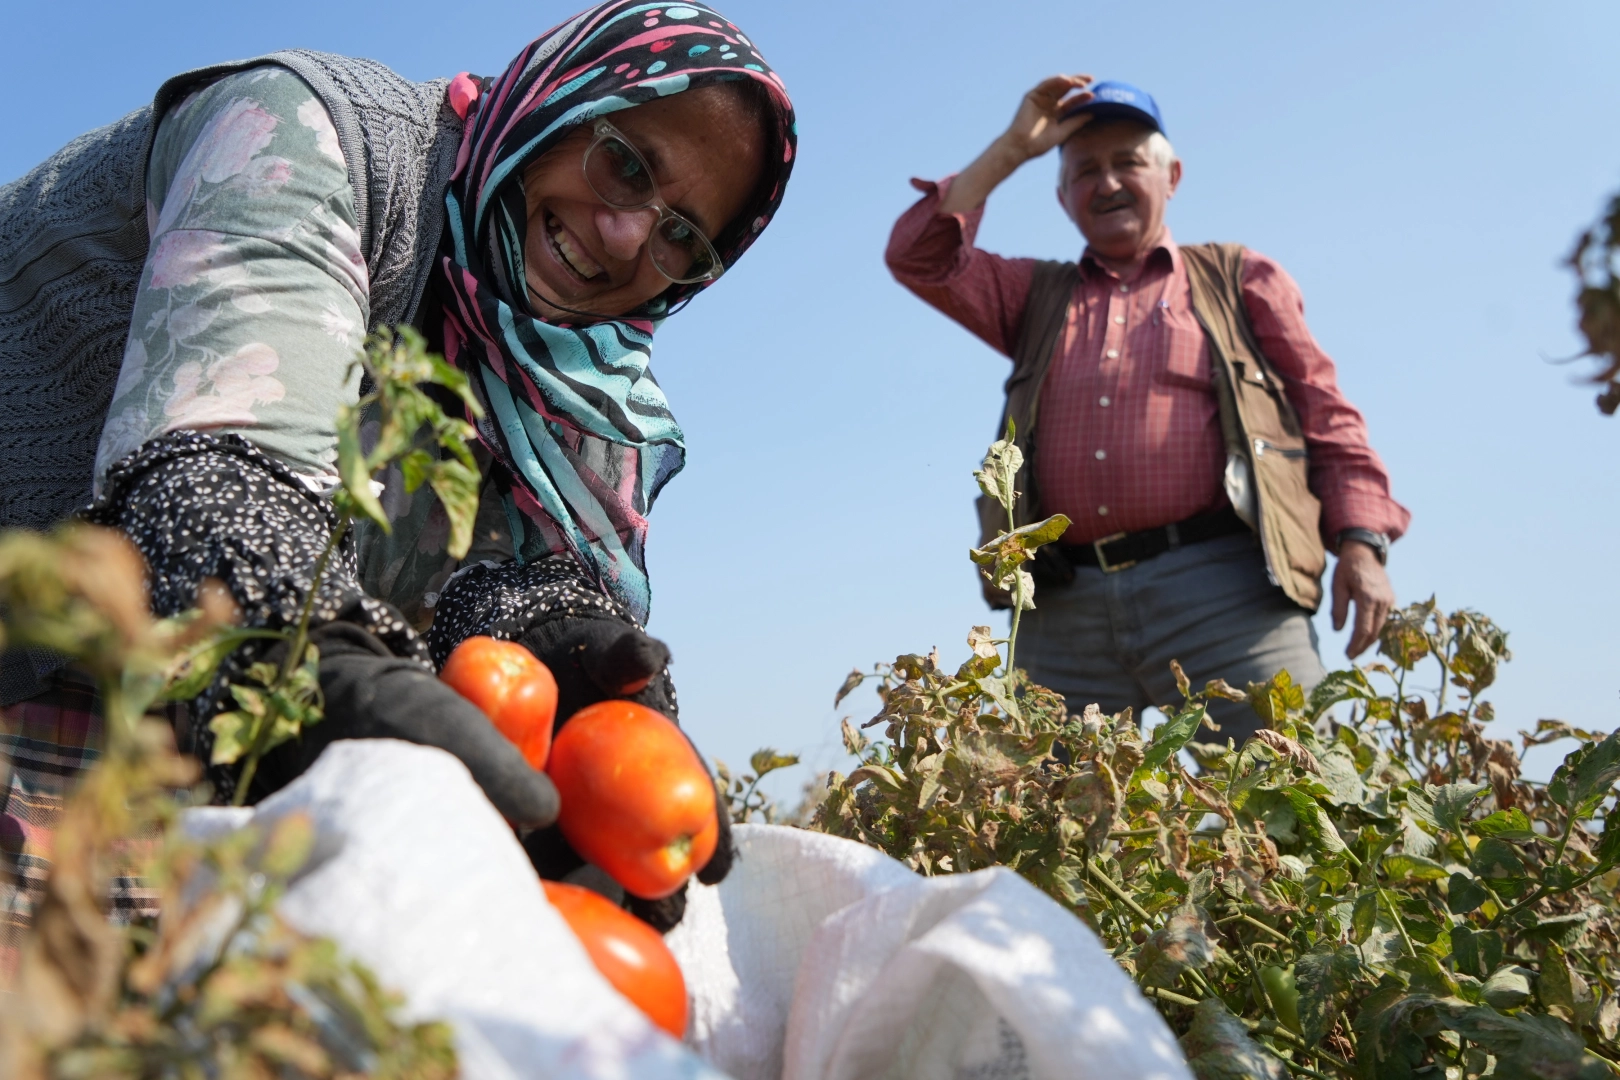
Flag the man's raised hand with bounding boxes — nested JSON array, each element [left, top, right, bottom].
[[938, 74, 1094, 216], [1001, 74, 1096, 161]]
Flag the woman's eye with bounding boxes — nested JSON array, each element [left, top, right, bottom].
[[610, 145, 643, 178], [665, 221, 693, 243]]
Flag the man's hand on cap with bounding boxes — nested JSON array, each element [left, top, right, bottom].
[[998, 74, 1095, 163]]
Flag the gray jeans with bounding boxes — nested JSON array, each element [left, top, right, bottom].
[[1019, 531, 1326, 747]]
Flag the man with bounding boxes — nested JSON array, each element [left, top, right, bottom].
[[886, 76, 1408, 741]]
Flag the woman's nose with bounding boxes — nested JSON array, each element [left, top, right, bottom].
[[595, 206, 659, 263]]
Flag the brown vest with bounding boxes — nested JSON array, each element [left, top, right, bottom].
[[975, 243, 1326, 611]]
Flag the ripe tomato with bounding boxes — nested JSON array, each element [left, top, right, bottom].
[[440, 636, 558, 770], [542, 880, 688, 1038], [546, 701, 719, 899]]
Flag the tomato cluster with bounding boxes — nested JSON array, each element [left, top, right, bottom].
[[440, 636, 716, 1037]]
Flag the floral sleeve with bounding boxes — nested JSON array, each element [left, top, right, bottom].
[[93, 65, 368, 489]]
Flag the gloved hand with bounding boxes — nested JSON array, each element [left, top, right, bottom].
[[250, 616, 559, 828], [515, 612, 733, 932]]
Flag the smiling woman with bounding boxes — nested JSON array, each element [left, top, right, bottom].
[[522, 85, 771, 318], [0, 0, 796, 947]]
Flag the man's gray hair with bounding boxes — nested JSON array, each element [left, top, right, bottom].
[[1143, 131, 1176, 170]]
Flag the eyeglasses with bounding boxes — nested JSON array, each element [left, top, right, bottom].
[[581, 119, 725, 285]]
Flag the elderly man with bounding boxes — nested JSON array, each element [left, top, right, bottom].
[[886, 76, 1409, 741]]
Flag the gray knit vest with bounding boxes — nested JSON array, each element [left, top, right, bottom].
[[0, 50, 463, 703]]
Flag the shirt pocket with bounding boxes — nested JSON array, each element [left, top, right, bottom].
[[1150, 304, 1213, 393]]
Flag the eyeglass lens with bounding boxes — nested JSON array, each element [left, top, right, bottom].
[[583, 134, 720, 283]]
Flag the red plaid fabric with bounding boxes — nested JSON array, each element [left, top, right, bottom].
[[886, 176, 1410, 547], [0, 669, 159, 988]]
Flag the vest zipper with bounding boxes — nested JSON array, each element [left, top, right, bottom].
[[1252, 438, 1307, 460]]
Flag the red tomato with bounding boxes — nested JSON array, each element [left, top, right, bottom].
[[543, 880, 688, 1038], [440, 636, 558, 769], [546, 701, 719, 899]]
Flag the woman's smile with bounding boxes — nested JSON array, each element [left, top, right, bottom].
[[545, 212, 606, 283]]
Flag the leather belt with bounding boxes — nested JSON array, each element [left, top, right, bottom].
[[1057, 508, 1250, 574]]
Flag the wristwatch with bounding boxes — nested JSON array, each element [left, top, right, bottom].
[[1336, 528, 1390, 566]]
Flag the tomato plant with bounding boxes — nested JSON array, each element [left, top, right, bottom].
[[547, 701, 718, 899], [441, 635, 559, 770], [542, 881, 688, 1038]]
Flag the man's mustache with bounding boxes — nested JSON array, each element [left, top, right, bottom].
[[1089, 191, 1136, 214]]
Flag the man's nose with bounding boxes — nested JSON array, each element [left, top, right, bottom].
[[595, 206, 659, 263], [1093, 169, 1122, 195]]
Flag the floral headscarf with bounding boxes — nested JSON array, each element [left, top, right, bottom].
[[437, 1, 796, 623]]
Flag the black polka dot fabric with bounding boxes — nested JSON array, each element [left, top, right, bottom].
[[86, 430, 428, 799], [425, 556, 633, 669]]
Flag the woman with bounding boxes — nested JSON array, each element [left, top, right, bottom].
[[0, 0, 796, 933]]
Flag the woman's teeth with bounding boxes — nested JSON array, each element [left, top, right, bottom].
[[549, 216, 603, 280]]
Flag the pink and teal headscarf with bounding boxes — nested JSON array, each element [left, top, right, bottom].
[[437, 1, 796, 623]]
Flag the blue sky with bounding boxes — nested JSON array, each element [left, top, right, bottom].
[[7, 0, 1619, 798]]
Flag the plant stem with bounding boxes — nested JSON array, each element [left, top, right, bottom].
[[1380, 887, 1418, 957], [1140, 985, 1200, 1008], [280, 519, 349, 684], [232, 518, 350, 807], [1219, 912, 1291, 944], [1086, 858, 1156, 926]]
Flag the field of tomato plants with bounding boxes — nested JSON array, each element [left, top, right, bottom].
[[774, 426, 1620, 1079], [8, 199, 1620, 1077]]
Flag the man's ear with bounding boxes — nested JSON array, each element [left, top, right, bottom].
[[1168, 158, 1184, 198]]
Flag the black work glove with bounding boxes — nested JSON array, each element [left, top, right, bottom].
[[250, 616, 559, 828], [515, 612, 733, 933]]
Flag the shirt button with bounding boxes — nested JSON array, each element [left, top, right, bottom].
[[1099, 396, 1111, 407], [1105, 348, 1119, 359], [1098, 506, 1110, 516], [1119, 284, 1130, 293], [1094, 449, 1107, 461], [1113, 315, 1125, 325]]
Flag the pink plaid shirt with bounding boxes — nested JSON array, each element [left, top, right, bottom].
[[886, 176, 1410, 547]]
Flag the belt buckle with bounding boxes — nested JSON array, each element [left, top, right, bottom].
[[1093, 532, 1135, 574]]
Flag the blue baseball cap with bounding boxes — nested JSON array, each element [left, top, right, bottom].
[[1062, 80, 1165, 137]]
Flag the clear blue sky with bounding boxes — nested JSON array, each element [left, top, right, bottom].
[[7, 0, 1619, 797]]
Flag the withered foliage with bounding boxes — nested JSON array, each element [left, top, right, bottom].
[[0, 334, 467, 1077], [799, 437, 1620, 1079], [1570, 192, 1620, 414]]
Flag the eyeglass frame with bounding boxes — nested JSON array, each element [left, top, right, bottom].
[[580, 118, 726, 285]]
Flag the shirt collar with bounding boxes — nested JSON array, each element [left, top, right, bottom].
[[1080, 227, 1180, 282]]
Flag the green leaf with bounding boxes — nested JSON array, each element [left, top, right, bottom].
[[1470, 837, 1528, 890], [1548, 728, 1620, 818], [1599, 810, 1620, 870], [749, 749, 801, 778], [1480, 965, 1535, 1010], [1351, 892, 1379, 944], [1283, 785, 1346, 854], [1520, 912, 1590, 948], [1453, 923, 1481, 977], [1427, 781, 1490, 834], [209, 709, 255, 766], [1446, 871, 1489, 915], [336, 406, 388, 530], [1382, 852, 1449, 881], [1294, 945, 1361, 1047], [1314, 744, 1365, 807], [1304, 666, 1377, 721], [1179, 999, 1288, 1080], [1140, 705, 1205, 773], [1472, 808, 1537, 841], [425, 455, 481, 561]]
